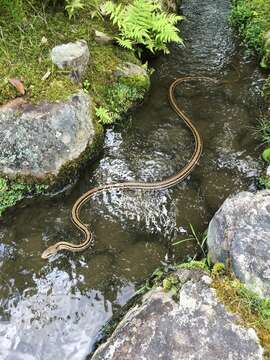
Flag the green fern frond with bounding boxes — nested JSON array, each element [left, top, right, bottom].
[[104, 0, 184, 54], [95, 106, 113, 125], [65, 0, 84, 19], [116, 37, 133, 50]]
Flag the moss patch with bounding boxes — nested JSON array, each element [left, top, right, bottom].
[[212, 274, 270, 357], [0, 1, 143, 106], [136, 259, 270, 355], [95, 74, 150, 124], [177, 259, 210, 273], [0, 177, 48, 216], [179, 260, 270, 356], [230, 0, 270, 93]]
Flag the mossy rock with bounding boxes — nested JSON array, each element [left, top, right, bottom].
[[0, 91, 103, 195]]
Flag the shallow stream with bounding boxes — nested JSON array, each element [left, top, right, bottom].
[[0, 0, 266, 358]]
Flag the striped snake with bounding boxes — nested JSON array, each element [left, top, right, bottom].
[[41, 76, 217, 259]]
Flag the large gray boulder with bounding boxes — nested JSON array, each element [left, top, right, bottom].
[[0, 92, 101, 184], [51, 40, 90, 81], [92, 269, 263, 360], [207, 191, 270, 298]]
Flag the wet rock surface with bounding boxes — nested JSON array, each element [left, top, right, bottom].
[[51, 40, 90, 81], [207, 190, 270, 298], [92, 269, 263, 360], [0, 91, 97, 183]]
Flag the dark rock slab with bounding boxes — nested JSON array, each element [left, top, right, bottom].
[[92, 269, 263, 360], [207, 190, 270, 298], [0, 91, 100, 184]]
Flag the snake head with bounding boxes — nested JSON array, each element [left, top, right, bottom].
[[41, 245, 58, 260]]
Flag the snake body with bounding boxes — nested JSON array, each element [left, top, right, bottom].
[[41, 76, 216, 259]]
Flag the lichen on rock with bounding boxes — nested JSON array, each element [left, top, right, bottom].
[[0, 91, 102, 186], [92, 269, 264, 360]]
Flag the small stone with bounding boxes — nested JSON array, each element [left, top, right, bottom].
[[93, 30, 113, 44], [51, 40, 90, 82], [114, 62, 147, 78], [266, 165, 270, 176]]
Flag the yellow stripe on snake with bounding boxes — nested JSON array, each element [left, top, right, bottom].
[[41, 76, 217, 259]]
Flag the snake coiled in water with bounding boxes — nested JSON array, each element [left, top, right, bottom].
[[41, 76, 217, 259]]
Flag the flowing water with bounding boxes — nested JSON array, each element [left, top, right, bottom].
[[0, 0, 266, 359]]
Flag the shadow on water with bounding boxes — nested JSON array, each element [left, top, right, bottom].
[[0, 0, 266, 358]]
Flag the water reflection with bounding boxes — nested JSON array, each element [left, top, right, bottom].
[[0, 268, 112, 360]]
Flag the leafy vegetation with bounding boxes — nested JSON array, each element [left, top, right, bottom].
[[231, 0, 270, 67], [257, 119, 270, 190], [173, 223, 208, 260], [0, 0, 181, 128], [0, 0, 151, 123], [0, 0, 85, 20], [212, 274, 270, 356], [95, 75, 150, 124], [104, 0, 184, 55], [262, 148, 270, 162], [258, 118, 270, 146], [65, 0, 85, 18], [0, 178, 47, 216], [0, 0, 182, 106], [231, 1, 270, 191], [257, 175, 270, 190], [0, 0, 158, 213]]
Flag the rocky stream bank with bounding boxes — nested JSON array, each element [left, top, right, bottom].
[[91, 190, 270, 359], [0, 0, 270, 359]]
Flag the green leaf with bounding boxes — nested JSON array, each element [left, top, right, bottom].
[[163, 278, 172, 291], [172, 238, 194, 246], [262, 148, 270, 162], [95, 106, 113, 125]]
